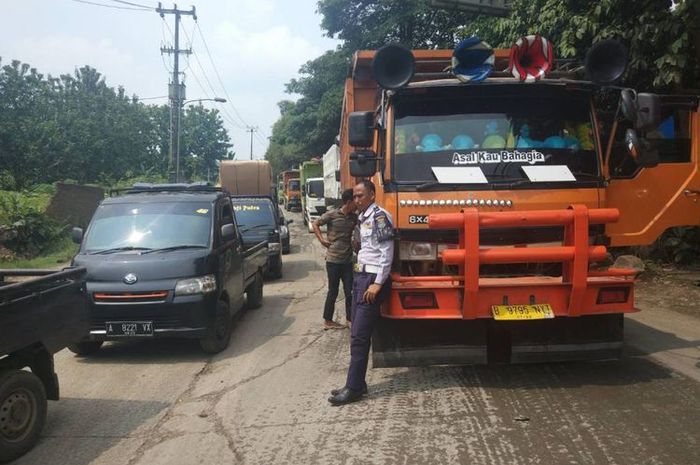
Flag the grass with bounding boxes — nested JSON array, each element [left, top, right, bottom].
[[0, 236, 78, 269]]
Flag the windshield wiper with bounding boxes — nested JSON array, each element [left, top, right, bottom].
[[90, 246, 152, 255], [141, 245, 207, 254], [416, 182, 474, 192], [240, 224, 273, 233]]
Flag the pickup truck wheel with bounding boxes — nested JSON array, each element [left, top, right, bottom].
[[246, 272, 264, 309], [67, 341, 104, 356], [0, 370, 47, 463], [199, 300, 232, 354]]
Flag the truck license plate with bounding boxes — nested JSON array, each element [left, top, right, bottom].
[[491, 304, 554, 321], [105, 321, 154, 336]]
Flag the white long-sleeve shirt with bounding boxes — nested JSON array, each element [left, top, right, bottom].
[[356, 203, 395, 285]]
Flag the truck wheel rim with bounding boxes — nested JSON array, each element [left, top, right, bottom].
[[0, 389, 37, 442]]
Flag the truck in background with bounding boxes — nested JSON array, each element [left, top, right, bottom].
[[279, 169, 300, 211], [219, 160, 273, 197], [338, 41, 700, 366], [299, 160, 325, 232], [323, 144, 342, 209]]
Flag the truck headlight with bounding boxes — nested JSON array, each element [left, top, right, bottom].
[[175, 274, 217, 296], [268, 242, 282, 252], [399, 242, 437, 261]]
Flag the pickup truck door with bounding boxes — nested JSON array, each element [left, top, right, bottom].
[[218, 199, 244, 307], [604, 97, 700, 246]]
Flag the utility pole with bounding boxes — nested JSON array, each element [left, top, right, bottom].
[[157, 3, 196, 183], [246, 126, 258, 160]]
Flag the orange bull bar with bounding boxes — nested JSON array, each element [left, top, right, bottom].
[[387, 205, 638, 320]]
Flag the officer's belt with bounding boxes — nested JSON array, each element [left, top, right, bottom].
[[353, 263, 381, 274]]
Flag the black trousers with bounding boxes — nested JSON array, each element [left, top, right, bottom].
[[345, 271, 391, 392], [323, 261, 354, 322]]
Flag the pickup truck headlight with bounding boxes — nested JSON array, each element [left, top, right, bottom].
[[268, 242, 282, 253], [175, 274, 217, 296]]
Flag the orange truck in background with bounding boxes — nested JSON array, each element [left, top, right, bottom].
[[338, 43, 700, 366], [280, 170, 300, 212]]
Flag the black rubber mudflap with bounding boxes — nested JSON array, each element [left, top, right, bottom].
[[371, 318, 488, 367]]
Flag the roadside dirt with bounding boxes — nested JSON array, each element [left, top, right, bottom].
[[636, 267, 700, 319]]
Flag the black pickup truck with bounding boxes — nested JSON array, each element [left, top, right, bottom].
[[70, 183, 268, 355], [0, 267, 88, 462]]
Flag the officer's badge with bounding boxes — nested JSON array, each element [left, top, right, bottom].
[[374, 211, 394, 242]]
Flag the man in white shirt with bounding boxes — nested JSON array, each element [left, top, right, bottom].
[[328, 180, 394, 406]]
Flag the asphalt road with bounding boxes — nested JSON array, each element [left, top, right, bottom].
[[13, 211, 700, 465]]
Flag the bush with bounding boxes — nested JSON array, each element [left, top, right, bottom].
[[653, 227, 700, 266], [0, 193, 66, 258]]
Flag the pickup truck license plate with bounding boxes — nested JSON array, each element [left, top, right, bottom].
[[491, 304, 554, 321], [106, 321, 154, 336]]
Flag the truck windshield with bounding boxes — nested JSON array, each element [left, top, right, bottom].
[[288, 180, 300, 191], [307, 180, 324, 198], [83, 202, 212, 253], [231, 198, 276, 232], [393, 90, 598, 186]]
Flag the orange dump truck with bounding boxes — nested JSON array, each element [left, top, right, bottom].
[[339, 43, 700, 365], [279, 170, 300, 211]]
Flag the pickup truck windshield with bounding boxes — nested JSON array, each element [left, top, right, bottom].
[[307, 180, 324, 198], [231, 198, 276, 232], [288, 180, 300, 191], [393, 92, 598, 186], [83, 202, 212, 253]]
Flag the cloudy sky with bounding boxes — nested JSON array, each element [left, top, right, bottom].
[[0, 0, 339, 158]]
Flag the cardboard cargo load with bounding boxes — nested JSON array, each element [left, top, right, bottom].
[[220, 160, 272, 196]]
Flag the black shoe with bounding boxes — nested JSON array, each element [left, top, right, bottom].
[[328, 387, 364, 406], [330, 384, 367, 396]]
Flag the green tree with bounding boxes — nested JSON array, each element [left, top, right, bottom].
[[459, 0, 699, 90]]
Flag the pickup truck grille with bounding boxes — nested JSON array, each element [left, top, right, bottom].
[[93, 291, 169, 304]]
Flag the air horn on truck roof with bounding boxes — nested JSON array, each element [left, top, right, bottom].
[[371, 36, 630, 89]]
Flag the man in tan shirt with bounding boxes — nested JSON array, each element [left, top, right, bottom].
[[313, 189, 357, 329]]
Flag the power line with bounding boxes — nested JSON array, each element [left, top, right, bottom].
[[180, 25, 246, 130], [194, 21, 256, 130], [108, 0, 154, 9], [72, 0, 151, 11]]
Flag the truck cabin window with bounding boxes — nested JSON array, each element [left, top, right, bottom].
[[393, 92, 598, 186], [231, 198, 276, 233], [288, 180, 300, 191], [307, 180, 324, 198], [83, 202, 212, 253]]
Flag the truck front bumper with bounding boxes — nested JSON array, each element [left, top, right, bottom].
[[85, 287, 217, 340]]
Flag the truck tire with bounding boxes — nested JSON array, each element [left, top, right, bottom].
[[67, 341, 104, 356], [268, 256, 283, 280], [246, 272, 264, 309], [0, 370, 47, 463], [199, 300, 232, 354]]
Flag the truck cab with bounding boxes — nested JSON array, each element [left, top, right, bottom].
[[70, 184, 267, 355], [339, 44, 700, 366], [302, 177, 326, 232]]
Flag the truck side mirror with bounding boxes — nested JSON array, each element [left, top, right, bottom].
[[71, 227, 84, 244], [221, 223, 236, 242], [348, 111, 374, 147], [349, 151, 377, 177], [625, 128, 659, 168], [287, 219, 294, 224]]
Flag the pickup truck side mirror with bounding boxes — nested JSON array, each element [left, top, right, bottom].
[[350, 150, 377, 177], [221, 223, 236, 242], [71, 227, 84, 244], [625, 128, 659, 168], [286, 219, 294, 224]]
